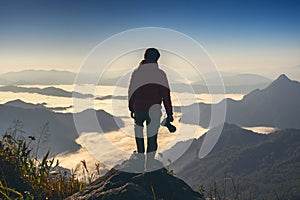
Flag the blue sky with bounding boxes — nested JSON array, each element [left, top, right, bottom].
[[0, 0, 299, 79]]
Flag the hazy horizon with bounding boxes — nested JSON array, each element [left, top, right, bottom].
[[0, 66, 298, 82], [1, 0, 300, 80]]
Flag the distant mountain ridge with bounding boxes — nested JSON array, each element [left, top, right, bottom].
[[169, 123, 300, 199], [0, 70, 272, 93], [0, 70, 76, 85], [193, 73, 272, 86], [180, 74, 300, 129], [0, 100, 124, 157], [4, 99, 72, 111], [4, 99, 48, 110], [0, 85, 93, 98], [0, 69, 121, 86], [170, 73, 272, 93], [219, 73, 271, 86]]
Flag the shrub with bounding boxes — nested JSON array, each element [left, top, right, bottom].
[[0, 121, 85, 199]]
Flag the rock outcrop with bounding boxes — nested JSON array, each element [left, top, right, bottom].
[[66, 160, 203, 200]]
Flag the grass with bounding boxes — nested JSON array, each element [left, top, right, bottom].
[[0, 121, 90, 199]]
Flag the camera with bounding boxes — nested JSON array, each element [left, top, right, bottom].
[[161, 117, 176, 133]]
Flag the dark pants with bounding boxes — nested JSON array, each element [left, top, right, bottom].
[[134, 109, 161, 155]]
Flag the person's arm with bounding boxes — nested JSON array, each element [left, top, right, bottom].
[[160, 73, 173, 121], [128, 71, 136, 117]]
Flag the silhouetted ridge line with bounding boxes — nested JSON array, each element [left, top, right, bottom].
[[180, 74, 300, 129]]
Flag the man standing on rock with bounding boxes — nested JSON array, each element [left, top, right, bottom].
[[128, 48, 173, 171]]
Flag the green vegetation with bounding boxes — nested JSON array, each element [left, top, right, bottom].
[[197, 176, 246, 200], [0, 121, 87, 200]]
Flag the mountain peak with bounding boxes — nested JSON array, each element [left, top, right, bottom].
[[269, 74, 291, 87], [277, 74, 290, 82], [265, 74, 296, 90], [5, 99, 26, 104], [4, 99, 47, 110]]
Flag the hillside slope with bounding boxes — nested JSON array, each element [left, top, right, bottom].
[[180, 74, 300, 129], [170, 123, 300, 199]]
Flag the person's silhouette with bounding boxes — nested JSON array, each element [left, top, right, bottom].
[[128, 48, 173, 171]]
